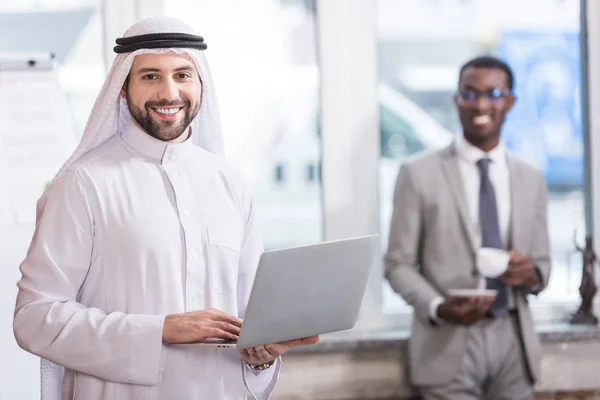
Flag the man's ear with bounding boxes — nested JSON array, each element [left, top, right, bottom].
[[120, 75, 130, 99], [505, 94, 516, 112], [453, 93, 459, 106]]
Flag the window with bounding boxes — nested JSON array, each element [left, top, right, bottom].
[[376, 0, 585, 318], [164, 0, 322, 251]]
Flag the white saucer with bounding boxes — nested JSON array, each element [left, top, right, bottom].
[[447, 289, 497, 298]]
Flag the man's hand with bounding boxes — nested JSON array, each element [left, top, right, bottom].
[[239, 336, 320, 366], [502, 250, 540, 287], [162, 308, 242, 344], [436, 295, 495, 325]]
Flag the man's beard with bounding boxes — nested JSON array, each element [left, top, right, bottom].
[[126, 90, 200, 142]]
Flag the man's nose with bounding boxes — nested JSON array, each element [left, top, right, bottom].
[[158, 78, 179, 101], [473, 95, 491, 111]]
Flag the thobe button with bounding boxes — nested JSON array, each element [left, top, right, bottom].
[[190, 250, 198, 259], [172, 169, 179, 176], [191, 295, 198, 303], [182, 209, 190, 216]]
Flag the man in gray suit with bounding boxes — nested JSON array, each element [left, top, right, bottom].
[[385, 56, 551, 400]]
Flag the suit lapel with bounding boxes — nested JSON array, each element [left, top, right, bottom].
[[441, 145, 477, 255], [507, 155, 524, 250]]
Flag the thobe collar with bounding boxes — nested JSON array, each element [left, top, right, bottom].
[[121, 121, 194, 162], [455, 134, 507, 168]]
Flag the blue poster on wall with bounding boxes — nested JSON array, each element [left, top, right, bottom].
[[495, 31, 583, 188]]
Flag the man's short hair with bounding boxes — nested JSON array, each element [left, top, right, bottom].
[[458, 55, 514, 91]]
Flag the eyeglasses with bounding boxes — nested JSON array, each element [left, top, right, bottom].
[[457, 88, 512, 103]]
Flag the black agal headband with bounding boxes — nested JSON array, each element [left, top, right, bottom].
[[113, 33, 207, 54]]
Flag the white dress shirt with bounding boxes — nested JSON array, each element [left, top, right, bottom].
[[429, 135, 512, 322], [14, 122, 279, 400]]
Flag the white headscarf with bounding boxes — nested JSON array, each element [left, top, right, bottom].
[[54, 16, 224, 181], [41, 16, 223, 400]]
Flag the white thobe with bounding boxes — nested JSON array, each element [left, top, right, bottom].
[[13, 122, 280, 400]]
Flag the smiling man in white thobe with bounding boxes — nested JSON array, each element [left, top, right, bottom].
[[13, 17, 317, 400]]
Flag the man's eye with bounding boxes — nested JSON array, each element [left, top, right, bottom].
[[176, 73, 191, 79], [143, 74, 158, 80], [490, 88, 503, 99], [459, 90, 476, 101]]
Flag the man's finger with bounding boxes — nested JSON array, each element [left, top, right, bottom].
[[254, 346, 274, 363], [278, 338, 306, 348], [206, 327, 239, 340], [455, 306, 478, 324], [503, 277, 523, 286], [246, 347, 259, 361], [465, 300, 490, 317], [504, 267, 530, 280], [506, 271, 528, 281], [448, 296, 471, 306], [477, 301, 492, 314], [209, 311, 243, 327], [279, 335, 320, 348], [466, 304, 489, 323], [463, 306, 481, 318], [509, 261, 532, 271], [506, 264, 527, 275], [506, 265, 531, 275], [264, 344, 280, 357], [213, 321, 241, 335], [509, 250, 525, 262], [299, 336, 320, 345], [511, 258, 534, 271]]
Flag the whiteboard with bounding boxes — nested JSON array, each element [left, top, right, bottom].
[[0, 55, 78, 400], [0, 56, 77, 225]]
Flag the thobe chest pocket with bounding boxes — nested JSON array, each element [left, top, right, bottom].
[[204, 227, 241, 295]]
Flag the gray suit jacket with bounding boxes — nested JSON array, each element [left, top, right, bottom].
[[385, 144, 551, 387]]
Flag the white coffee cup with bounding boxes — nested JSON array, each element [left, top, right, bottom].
[[476, 247, 510, 278]]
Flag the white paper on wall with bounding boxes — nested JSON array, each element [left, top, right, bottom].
[[0, 58, 77, 226]]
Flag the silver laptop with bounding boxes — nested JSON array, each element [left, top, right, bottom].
[[174, 234, 379, 350]]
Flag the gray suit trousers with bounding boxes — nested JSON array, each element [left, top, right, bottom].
[[418, 313, 534, 400]]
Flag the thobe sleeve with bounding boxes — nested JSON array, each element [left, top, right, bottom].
[[236, 186, 281, 400], [13, 170, 166, 386]]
